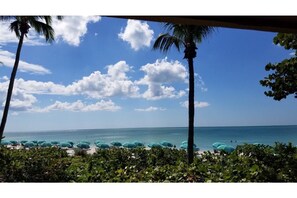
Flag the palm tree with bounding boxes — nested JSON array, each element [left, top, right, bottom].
[[153, 23, 214, 164], [0, 16, 60, 142]]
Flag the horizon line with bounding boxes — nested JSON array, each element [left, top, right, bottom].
[[6, 124, 297, 133]]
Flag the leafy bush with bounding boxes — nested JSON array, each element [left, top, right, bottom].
[[0, 147, 71, 182], [0, 143, 296, 182]]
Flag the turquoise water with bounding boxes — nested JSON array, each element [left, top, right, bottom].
[[3, 125, 297, 150]]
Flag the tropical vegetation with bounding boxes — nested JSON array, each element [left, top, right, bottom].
[[260, 33, 297, 100], [0, 143, 296, 182], [153, 23, 215, 164]]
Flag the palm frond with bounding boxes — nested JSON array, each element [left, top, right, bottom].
[[29, 20, 54, 42], [9, 21, 21, 38], [163, 22, 216, 45], [153, 33, 183, 53]]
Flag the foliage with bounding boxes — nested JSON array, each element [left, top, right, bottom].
[[0, 143, 296, 182], [260, 33, 297, 100], [0, 147, 71, 182]]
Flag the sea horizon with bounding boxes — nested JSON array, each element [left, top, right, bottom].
[[3, 125, 297, 151], [5, 124, 297, 133]]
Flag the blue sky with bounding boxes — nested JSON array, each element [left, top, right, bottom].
[[0, 16, 296, 132]]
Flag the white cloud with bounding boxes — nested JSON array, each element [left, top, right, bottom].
[[0, 59, 188, 101], [137, 58, 187, 100], [195, 73, 208, 92], [0, 59, 192, 113], [0, 16, 101, 47], [0, 20, 46, 46], [0, 86, 38, 112], [0, 78, 66, 113], [0, 76, 9, 81], [135, 106, 166, 112], [0, 61, 139, 99], [139, 57, 187, 84], [52, 16, 101, 46], [0, 77, 121, 113], [7, 90, 38, 112], [180, 101, 210, 108], [32, 100, 121, 113], [118, 20, 154, 51], [0, 50, 51, 74], [289, 52, 296, 56], [0, 78, 66, 95], [66, 61, 140, 98]]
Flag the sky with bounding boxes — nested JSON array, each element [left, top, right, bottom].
[[0, 16, 296, 132]]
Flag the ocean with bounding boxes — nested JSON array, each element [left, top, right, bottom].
[[3, 125, 297, 151]]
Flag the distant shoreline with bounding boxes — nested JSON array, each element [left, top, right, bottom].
[[6, 124, 297, 133]]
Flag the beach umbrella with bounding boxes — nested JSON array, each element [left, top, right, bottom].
[[216, 145, 235, 153], [110, 141, 122, 147], [24, 142, 36, 148], [123, 142, 137, 149], [20, 140, 28, 145], [96, 143, 110, 149], [133, 141, 144, 147], [80, 141, 91, 145], [180, 143, 199, 151], [77, 143, 90, 149], [40, 142, 53, 148], [160, 141, 174, 148], [67, 141, 74, 146], [148, 143, 163, 148], [51, 141, 60, 145], [0, 140, 11, 146], [212, 142, 226, 149], [32, 140, 38, 144], [37, 140, 46, 145], [182, 141, 188, 145], [59, 142, 73, 148], [95, 140, 101, 145], [10, 140, 19, 146], [181, 142, 197, 147]]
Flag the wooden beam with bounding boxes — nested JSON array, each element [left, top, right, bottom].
[[113, 16, 297, 34]]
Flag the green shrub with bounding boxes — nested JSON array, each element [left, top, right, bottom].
[[0, 143, 296, 182], [0, 147, 71, 182]]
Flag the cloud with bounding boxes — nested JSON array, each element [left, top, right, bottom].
[[195, 73, 208, 92], [0, 77, 121, 113], [118, 19, 154, 51], [52, 16, 101, 46], [0, 85, 38, 112], [137, 58, 187, 100], [0, 78, 67, 113], [0, 61, 139, 99], [0, 50, 51, 74], [0, 59, 192, 113], [32, 100, 121, 113], [0, 78, 66, 95], [6, 90, 38, 112], [0, 16, 101, 47], [139, 57, 187, 83], [0, 20, 46, 46], [180, 101, 210, 108], [66, 61, 140, 98], [134, 106, 166, 112]]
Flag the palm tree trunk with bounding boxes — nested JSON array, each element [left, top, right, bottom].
[[187, 57, 195, 164], [0, 32, 25, 142]]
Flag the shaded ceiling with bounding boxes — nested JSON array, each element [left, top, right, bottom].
[[116, 16, 297, 34]]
